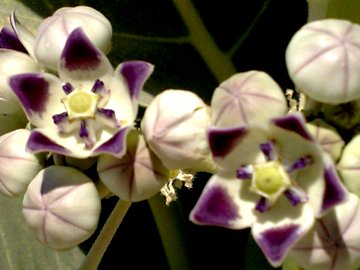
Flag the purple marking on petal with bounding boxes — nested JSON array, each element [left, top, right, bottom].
[[321, 164, 348, 213], [0, 27, 27, 53], [272, 114, 313, 141], [27, 130, 69, 155], [236, 165, 253, 179], [93, 127, 130, 156], [119, 61, 154, 101], [52, 112, 68, 124], [208, 126, 248, 158], [91, 79, 104, 93], [97, 108, 115, 119], [256, 224, 300, 265], [255, 197, 269, 213], [79, 120, 89, 138], [191, 185, 240, 227], [9, 73, 49, 115], [62, 83, 74, 94], [287, 155, 313, 173], [284, 187, 308, 206], [61, 28, 101, 71], [260, 141, 275, 161]]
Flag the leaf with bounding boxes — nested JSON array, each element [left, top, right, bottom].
[[0, 194, 84, 270]]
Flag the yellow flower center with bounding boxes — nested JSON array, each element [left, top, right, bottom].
[[250, 161, 291, 201], [62, 88, 100, 120]]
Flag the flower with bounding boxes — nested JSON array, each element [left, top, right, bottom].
[[141, 89, 214, 172], [22, 165, 101, 250], [9, 27, 153, 158], [286, 19, 360, 104], [97, 130, 170, 202], [288, 193, 360, 270], [10, 6, 112, 71], [190, 113, 347, 266], [211, 71, 288, 127]]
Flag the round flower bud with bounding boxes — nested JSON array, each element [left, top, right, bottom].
[[141, 90, 214, 172], [211, 71, 287, 127], [34, 6, 112, 71], [286, 19, 360, 104], [0, 49, 41, 113], [0, 129, 43, 197], [97, 130, 169, 202], [306, 119, 344, 162], [22, 165, 101, 250], [338, 135, 360, 197]]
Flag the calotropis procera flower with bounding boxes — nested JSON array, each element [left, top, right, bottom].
[[9, 27, 153, 158], [190, 113, 347, 267], [10, 6, 112, 71], [288, 193, 360, 270], [0, 129, 43, 197], [141, 89, 215, 172], [211, 70, 288, 127], [22, 165, 101, 250], [338, 134, 360, 197], [97, 130, 170, 202], [286, 19, 360, 104]]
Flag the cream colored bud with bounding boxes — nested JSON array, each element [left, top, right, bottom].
[[0, 129, 43, 197], [211, 71, 287, 127], [286, 19, 360, 104], [98, 130, 169, 202], [34, 6, 112, 71], [141, 90, 214, 171], [22, 165, 101, 250]]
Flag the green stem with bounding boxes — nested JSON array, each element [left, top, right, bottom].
[[79, 199, 132, 270], [172, 0, 237, 82], [148, 194, 192, 270]]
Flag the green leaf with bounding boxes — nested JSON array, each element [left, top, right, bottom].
[[0, 194, 84, 269]]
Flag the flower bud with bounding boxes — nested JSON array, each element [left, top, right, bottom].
[[338, 134, 360, 197], [306, 119, 344, 162], [141, 90, 215, 172], [0, 49, 41, 113], [211, 71, 287, 127], [34, 6, 112, 71], [286, 19, 360, 104], [97, 130, 169, 202], [22, 165, 101, 250], [0, 129, 43, 197]]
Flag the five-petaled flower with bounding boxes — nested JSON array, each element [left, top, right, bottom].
[[9, 27, 153, 158], [190, 112, 348, 267]]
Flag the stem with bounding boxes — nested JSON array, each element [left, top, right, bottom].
[[79, 199, 132, 270], [172, 0, 237, 82], [148, 194, 192, 270]]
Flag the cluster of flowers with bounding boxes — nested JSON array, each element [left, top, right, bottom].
[[1, 5, 360, 270]]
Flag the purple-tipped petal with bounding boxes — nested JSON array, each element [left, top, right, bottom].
[[62, 82, 74, 94], [118, 61, 154, 101], [93, 126, 131, 157], [321, 161, 348, 214], [208, 126, 248, 158], [9, 73, 49, 116], [190, 185, 240, 227], [61, 28, 101, 71], [255, 197, 269, 213], [260, 141, 276, 161], [256, 224, 300, 265], [287, 155, 313, 172], [0, 27, 27, 53], [27, 130, 70, 155], [272, 113, 314, 141], [52, 112, 68, 124], [236, 165, 253, 179], [285, 187, 308, 206]]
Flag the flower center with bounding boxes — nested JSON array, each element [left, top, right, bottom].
[[62, 89, 99, 120], [251, 161, 291, 200]]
